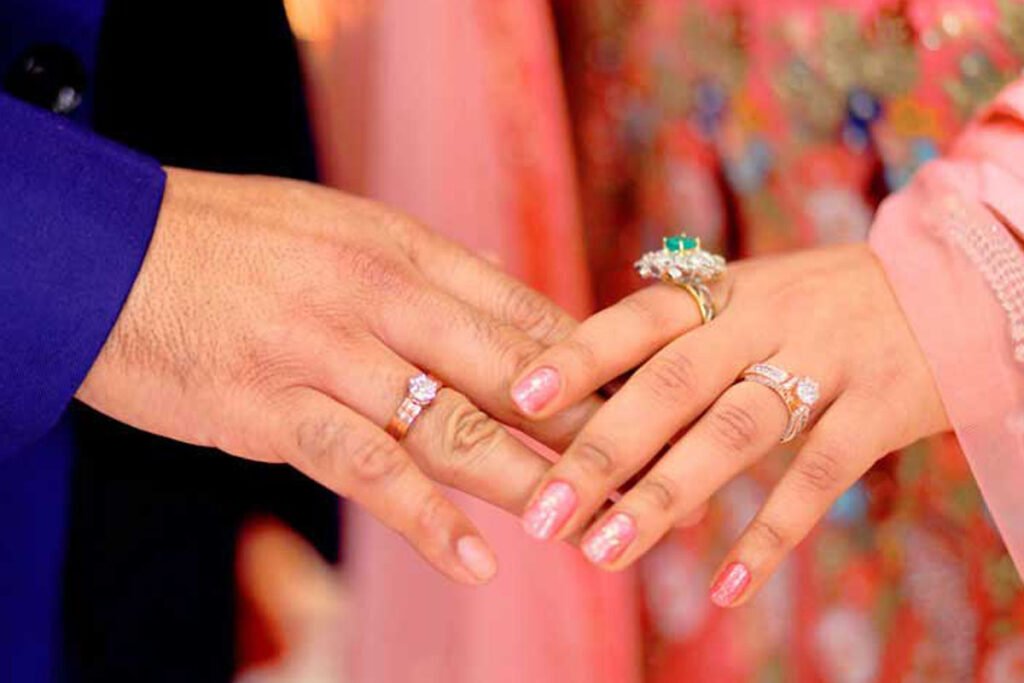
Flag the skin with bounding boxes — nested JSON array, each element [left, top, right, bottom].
[[512, 243, 951, 605], [77, 167, 602, 586]]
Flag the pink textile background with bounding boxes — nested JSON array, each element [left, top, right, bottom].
[[300, 1, 638, 681]]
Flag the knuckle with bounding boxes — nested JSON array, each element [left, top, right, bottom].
[[295, 417, 343, 471], [436, 395, 505, 483], [748, 518, 787, 551], [706, 402, 760, 453], [460, 304, 542, 378], [793, 446, 845, 494], [344, 432, 408, 485], [413, 491, 451, 538], [639, 350, 699, 400], [619, 290, 671, 331], [502, 284, 565, 343], [493, 331, 545, 380], [636, 474, 679, 513], [572, 437, 618, 479], [343, 246, 414, 297]]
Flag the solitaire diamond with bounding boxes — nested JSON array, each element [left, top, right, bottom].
[[408, 374, 440, 404], [796, 377, 820, 406]]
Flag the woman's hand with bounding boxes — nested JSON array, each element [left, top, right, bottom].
[[79, 168, 599, 585], [509, 243, 949, 606]]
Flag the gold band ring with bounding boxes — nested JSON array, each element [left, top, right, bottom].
[[386, 373, 442, 441], [675, 281, 716, 324]]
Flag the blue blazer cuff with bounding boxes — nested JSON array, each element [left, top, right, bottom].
[[0, 93, 166, 457]]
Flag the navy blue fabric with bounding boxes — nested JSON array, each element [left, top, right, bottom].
[[0, 90, 165, 679], [0, 0, 105, 124], [0, 93, 165, 457]]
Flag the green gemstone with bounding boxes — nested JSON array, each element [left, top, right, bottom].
[[664, 235, 682, 252], [681, 235, 698, 250]]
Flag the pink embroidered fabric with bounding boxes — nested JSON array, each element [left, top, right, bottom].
[[870, 79, 1024, 575]]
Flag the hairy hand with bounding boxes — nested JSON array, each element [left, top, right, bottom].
[[78, 168, 599, 585]]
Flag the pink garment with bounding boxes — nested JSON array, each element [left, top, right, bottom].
[[301, 2, 638, 681], [870, 79, 1024, 575]]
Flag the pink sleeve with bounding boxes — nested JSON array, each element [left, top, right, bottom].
[[869, 79, 1024, 575]]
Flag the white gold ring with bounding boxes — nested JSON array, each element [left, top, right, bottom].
[[741, 363, 820, 443]]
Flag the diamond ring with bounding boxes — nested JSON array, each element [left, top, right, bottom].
[[386, 373, 442, 441], [635, 233, 726, 323], [634, 233, 727, 286], [741, 363, 821, 443]]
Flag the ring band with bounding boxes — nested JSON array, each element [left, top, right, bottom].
[[386, 373, 442, 441], [741, 363, 820, 443], [676, 281, 716, 323]]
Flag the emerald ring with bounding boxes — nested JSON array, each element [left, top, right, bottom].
[[634, 233, 726, 286], [635, 233, 726, 323]]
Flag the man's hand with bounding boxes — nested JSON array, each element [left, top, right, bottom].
[[77, 168, 598, 584]]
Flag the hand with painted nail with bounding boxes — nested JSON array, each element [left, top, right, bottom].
[[511, 243, 949, 606], [78, 168, 602, 586]]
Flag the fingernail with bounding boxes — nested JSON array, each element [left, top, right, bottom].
[[709, 562, 751, 607], [522, 481, 577, 540], [511, 367, 560, 415], [582, 512, 637, 565], [456, 536, 498, 582]]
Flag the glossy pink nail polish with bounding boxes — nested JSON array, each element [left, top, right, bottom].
[[511, 367, 560, 415], [522, 481, 577, 540], [582, 513, 637, 565], [709, 562, 751, 607]]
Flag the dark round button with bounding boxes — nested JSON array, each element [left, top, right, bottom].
[[4, 44, 85, 115]]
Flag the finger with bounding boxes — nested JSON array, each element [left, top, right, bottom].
[[404, 223, 579, 346], [577, 352, 840, 570], [508, 282, 716, 419], [279, 389, 498, 585], [707, 399, 881, 608], [373, 283, 601, 450], [316, 336, 549, 513], [519, 317, 769, 543]]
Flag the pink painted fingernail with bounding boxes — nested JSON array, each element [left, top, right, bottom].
[[582, 513, 637, 565], [456, 536, 498, 582], [511, 367, 560, 415], [522, 481, 577, 540], [709, 562, 751, 607]]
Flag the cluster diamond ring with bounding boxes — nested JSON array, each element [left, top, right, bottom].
[[741, 363, 821, 443], [386, 373, 442, 441], [635, 233, 726, 323]]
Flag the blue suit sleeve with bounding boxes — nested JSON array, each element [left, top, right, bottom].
[[0, 93, 166, 457]]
